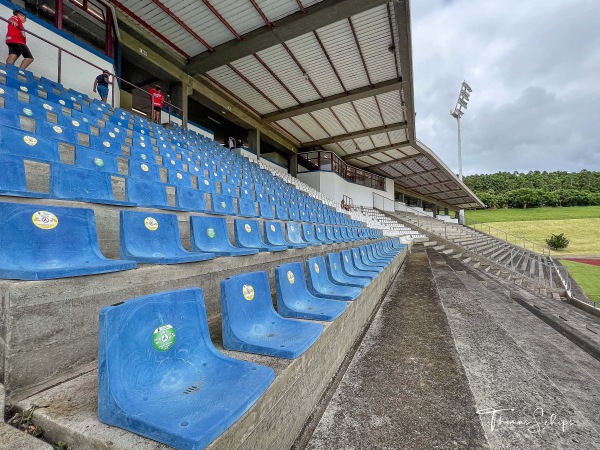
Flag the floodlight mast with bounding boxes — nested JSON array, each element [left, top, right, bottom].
[[451, 81, 472, 181], [451, 81, 472, 224]]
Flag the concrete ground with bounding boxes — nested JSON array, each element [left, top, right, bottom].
[[305, 244, 600, 450]]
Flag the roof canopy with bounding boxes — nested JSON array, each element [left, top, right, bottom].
[[111, 0, 483, 209]]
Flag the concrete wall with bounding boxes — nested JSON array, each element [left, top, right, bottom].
[[0, 3, 117, 106], [298, 171, 394, 208]]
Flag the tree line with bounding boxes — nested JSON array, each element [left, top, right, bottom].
[[463, 170, 600, 208]]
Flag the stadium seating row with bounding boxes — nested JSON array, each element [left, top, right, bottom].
[[0, 202, 382, 280], [98, 239, 405, 449]]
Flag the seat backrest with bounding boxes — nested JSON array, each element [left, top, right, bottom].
[[234, 219, 263, 247], [126, 178, 169, 207], [99, 288, 218, 404], [306, 256, 333, 288], [211, 193, 236, 215], [220, 271, 278, 336], [75, 147, 118, 173], [220, 182, 237, 197], [264, 221, 286, 246], [274, 262, 311, 303], [275, 204, 289, 220], [238, 198, 257, 217], [50, 163, 119, 202], [286, 222, 303, 244], [0, 154, 34, 194], [0, 202, 106, 269], [258, 202, 274, 219], [128, 160, 162, 182], [120, 210, 186, 258], [176, 186, 207, 211], [0, 128, 60, 162], [167, 169, 192, 188], [190, 215, 233, 252]]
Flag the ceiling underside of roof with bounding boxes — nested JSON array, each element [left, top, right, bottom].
[[110, 0, 483, 209]]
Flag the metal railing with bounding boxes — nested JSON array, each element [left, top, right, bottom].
[[0, 14, 185, 125], [386, 203, 571, 290]]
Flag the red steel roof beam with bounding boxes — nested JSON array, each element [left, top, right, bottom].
[[313, 30, 347, 93], [203, 0, 243, 41], [296, 0, 306, 14], [248, 0, 273, 29], [150, 0, 214, 52], [109, 0, 190, 59]]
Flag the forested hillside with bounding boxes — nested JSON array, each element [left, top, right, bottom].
[[463, 170, 600, 208]]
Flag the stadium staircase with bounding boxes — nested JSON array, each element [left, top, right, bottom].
[[381, 207, 572, 299], [0, 64, 412, 449]]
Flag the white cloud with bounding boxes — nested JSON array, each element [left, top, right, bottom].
[[411, 0, 600, 175]]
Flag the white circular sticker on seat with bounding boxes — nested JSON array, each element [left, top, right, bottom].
[[144, 217, 159, 231]]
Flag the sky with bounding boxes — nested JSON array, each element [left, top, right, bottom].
[[410, 0, 600, 176]]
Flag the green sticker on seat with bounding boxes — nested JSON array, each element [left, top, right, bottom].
[[207, 228, 216, 238], [152, 324, 176, 352]]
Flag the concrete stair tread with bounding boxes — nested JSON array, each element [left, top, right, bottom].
[[0, 423, 54, 450]]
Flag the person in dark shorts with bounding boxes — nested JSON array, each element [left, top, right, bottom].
[[93, 70, 110, 103], [148, 85, 164, 124], [5, 10, 33, 69]]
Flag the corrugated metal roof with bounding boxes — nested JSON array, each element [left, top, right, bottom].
[[114, 0, 482, 209]]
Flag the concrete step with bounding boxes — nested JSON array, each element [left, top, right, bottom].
[[0, 423, 53, 450]]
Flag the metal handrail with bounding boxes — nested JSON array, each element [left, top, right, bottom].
[[0, 14, 184, 122]]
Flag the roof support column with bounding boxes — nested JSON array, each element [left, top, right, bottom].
[[248, 129, 261, 160], [289, 154, 298, 177], [170, 82, 192, 129]]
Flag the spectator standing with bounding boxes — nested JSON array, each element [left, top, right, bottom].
[[5, 10, 33, 70], [93, 69, 110, 103], [148, 85, 164, 124], [227, 136, 236, 151]]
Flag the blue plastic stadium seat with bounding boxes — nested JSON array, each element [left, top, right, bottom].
[[39, 121, 78, 145], [360, 245, 388, 268], [0, 128, 60, 162], [237, 198, 256, 217], [167, 170, 192, 188], [98, 288, 274, 450], [306, 256, 362, 301], [175, 186, 207, 212], [0, 155, 49, 198], [301, 224, 321, 245], [263, 221, 301, 249], [0, 107, 21, 129], [0, 202, 136, 280], [325, 226, 339, 243], [220, 182, 237, 197], [326, 253, 371, 288], [190, 216, 258, 257], [221, 272, 323, 358], [120, 210, 215, 264], [275, 262, 347, 321], [210, 193, 236, 215], [234, 219, 287, 252], [50, 164, 135, 206], [128, 160, 162, 182], [340, 249, 378, 279], [351, 247, 384, 273], [258, 202, 274, 219], [286, 222, 315, 247], [275, 204, 289, 220], [126, 178, 184, 210], [314, 225, 333, 244], [75, 147, 118, 173]]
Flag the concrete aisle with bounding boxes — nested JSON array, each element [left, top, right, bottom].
[[305, 245, 489, 450]]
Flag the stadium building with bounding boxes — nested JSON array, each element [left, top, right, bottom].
[[0, 0, 599, 449]]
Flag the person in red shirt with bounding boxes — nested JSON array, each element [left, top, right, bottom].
[[148, 85, 164, 124], [5, 10, 33, 69]]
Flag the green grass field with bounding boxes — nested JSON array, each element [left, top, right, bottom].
[[465, 206, 600, 223], [561, 261, 600, 305]]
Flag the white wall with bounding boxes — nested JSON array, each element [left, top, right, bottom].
[[297, 170, 394, 208], [0, 4, 117, 105], [166, 114, 214, 140]]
